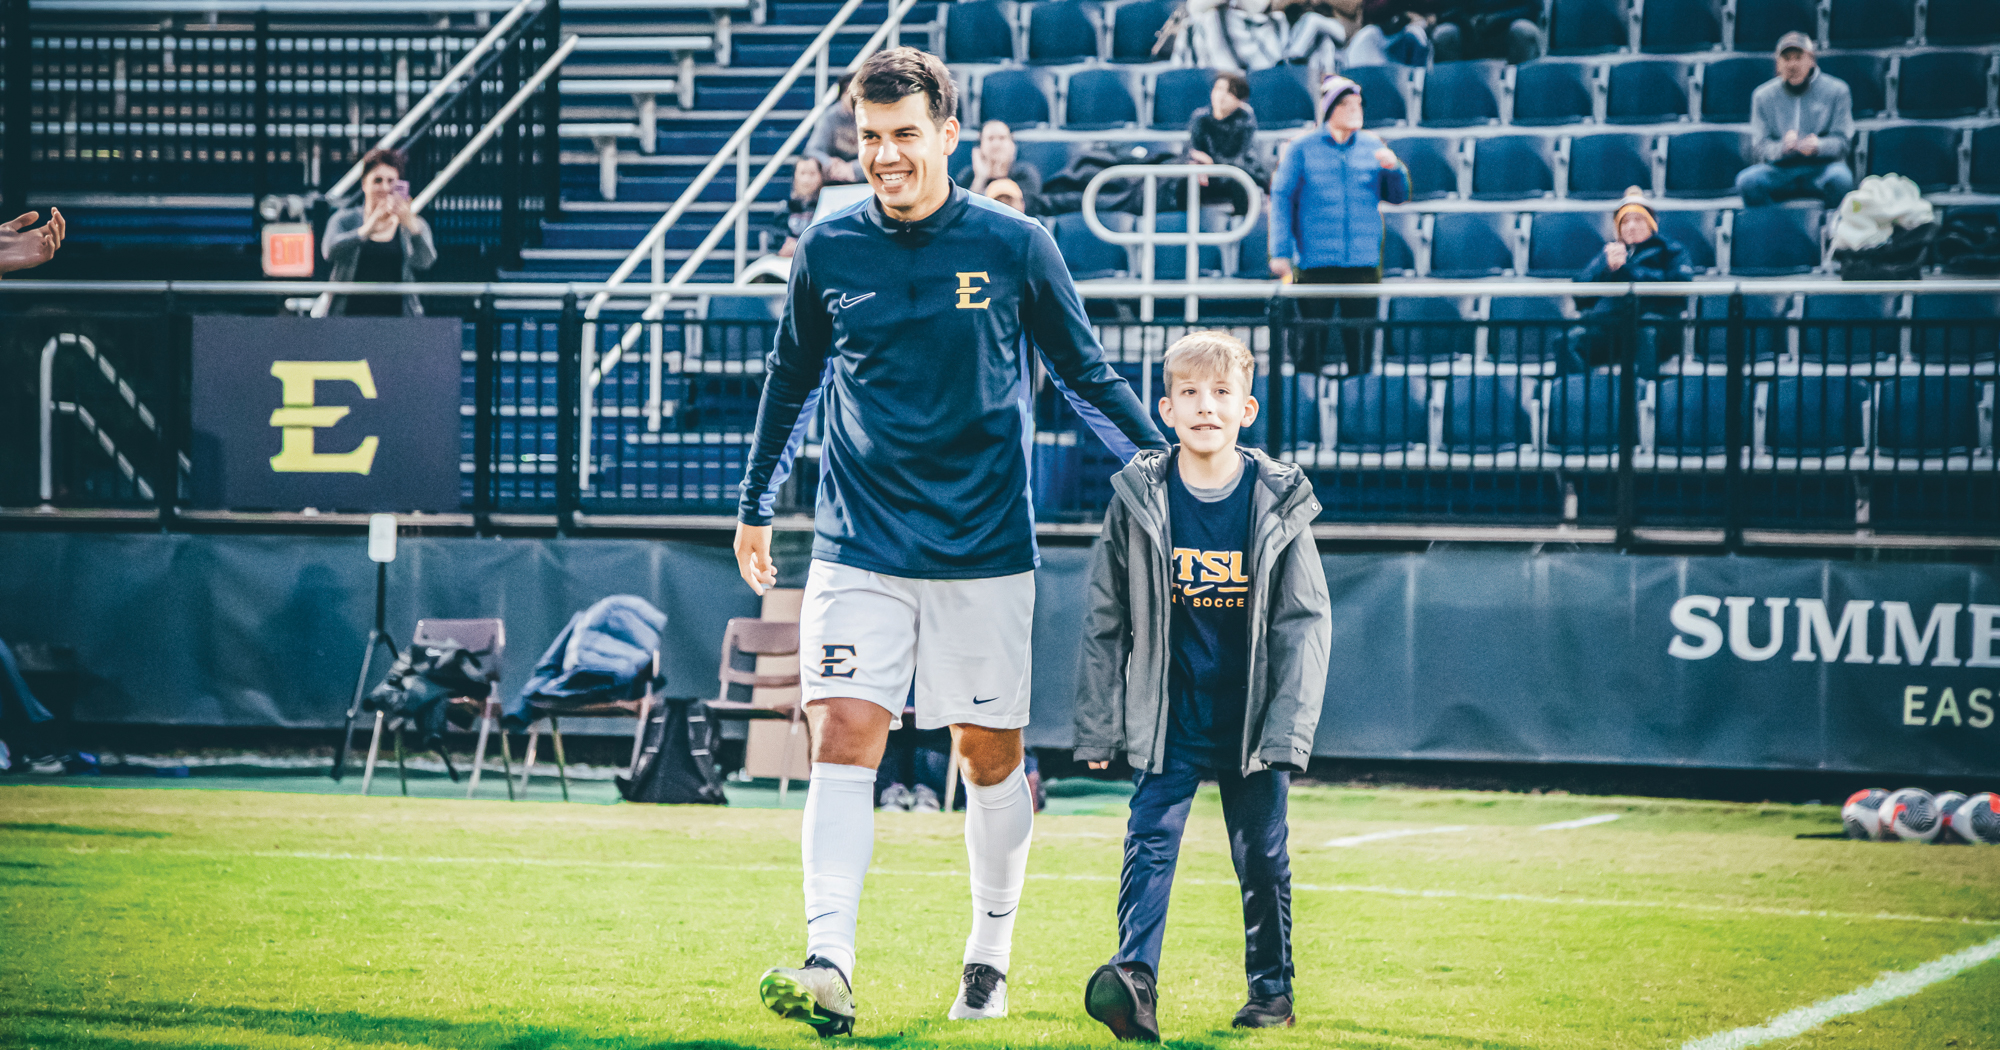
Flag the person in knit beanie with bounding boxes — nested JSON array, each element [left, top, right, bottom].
[[1556, 187, 1695, 377]]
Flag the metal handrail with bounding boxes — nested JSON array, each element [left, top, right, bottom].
[[1082, 162, 1263, 328], [310, 34, 579, 317], [322, 0, 547, 204]]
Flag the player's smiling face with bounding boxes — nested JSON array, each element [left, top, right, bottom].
[[1160, 367, 1258, 456], [855, 91, 959, 222]]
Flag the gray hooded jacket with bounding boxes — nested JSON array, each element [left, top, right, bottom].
[[1749, 70, 1854, 165], [1073, 447, 1331, 776]]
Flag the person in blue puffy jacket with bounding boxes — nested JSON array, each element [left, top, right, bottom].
[[1269, 75, 1409, 373]]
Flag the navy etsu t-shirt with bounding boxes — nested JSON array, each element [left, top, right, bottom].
[[1164, 452, 1256, 767], [738, 186, 1167, 580]]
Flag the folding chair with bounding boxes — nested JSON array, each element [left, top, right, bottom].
[[515, 649, 661, 802], [360, 618, 505, 798], [700, 618, 810, 800]]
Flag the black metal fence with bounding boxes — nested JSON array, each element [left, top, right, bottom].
[[5, 284, 1996, 544]]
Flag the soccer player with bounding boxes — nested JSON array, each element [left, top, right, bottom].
[[1073, 332, 1331, 1040], [734, 46, 1167, 1036]]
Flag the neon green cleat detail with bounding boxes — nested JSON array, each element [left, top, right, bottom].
[[760, 956, 857, 1037]]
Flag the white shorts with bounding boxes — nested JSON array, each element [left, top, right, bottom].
[[798, 560, 1035, 732]]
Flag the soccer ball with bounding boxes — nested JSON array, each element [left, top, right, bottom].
[[1842, 788, 1890, 840], [1951, 792, 2000, 845], [1883, 788, 1944, 843], [1933, 791, 1968, 842]]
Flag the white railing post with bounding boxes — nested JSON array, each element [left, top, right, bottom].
[[736, 137, 750, 281]]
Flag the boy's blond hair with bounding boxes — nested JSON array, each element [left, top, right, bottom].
[[1162, 330, 1255, 388]]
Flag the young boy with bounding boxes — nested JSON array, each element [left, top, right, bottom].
[[1073, 331, 1332, 1041]]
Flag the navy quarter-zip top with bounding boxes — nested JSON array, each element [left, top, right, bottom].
[[739, 185, 1169, 580]]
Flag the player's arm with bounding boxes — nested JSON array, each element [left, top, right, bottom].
[[1074, 495, 1135, 769], [1021, 227, 1168, 459], [734, 239, 834, 594]]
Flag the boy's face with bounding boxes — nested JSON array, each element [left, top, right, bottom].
[[1160, 365, 1258, 455]]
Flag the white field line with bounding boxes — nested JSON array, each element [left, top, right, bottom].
[[62, 847, 2000, 929], [1535, 814, 1623, 831], [1679, 933, 2000, 1050], [1324, 825, 1470, 847]]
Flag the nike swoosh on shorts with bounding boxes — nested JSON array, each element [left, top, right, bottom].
[[972, 696, 998, 704]]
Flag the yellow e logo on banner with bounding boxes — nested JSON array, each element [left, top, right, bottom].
[[268, 360, 380, 474]]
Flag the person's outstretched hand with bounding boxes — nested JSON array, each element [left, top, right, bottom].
[[0, 209, 64, 276]]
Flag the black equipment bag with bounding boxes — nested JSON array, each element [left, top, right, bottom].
[[364, 644, 493, 752], [1834, 222, 1936, 281], [1934, 209, 2000, 275], [617, 699, 727, 805]]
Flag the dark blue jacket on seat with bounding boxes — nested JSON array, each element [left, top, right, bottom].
[[507, 595, 667, 729]]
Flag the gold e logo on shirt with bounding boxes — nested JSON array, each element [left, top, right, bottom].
[[955, 271, 991, 309]]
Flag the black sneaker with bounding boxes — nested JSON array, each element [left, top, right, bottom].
[[1232, 993, 1295, 1029], [1085, 961, 1161, 1042]]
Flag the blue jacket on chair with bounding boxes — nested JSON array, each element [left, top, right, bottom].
[[506, 595, 667, 729], [1270, 127, 1411, 270]]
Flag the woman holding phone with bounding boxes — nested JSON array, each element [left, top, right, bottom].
[[323, 147, 437, 317]]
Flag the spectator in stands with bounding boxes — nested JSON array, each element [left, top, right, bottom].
[[985, 177, 1029, 213], [776, 155, 823, 258], [1269, 76, 1409, 372], [956, 121, 1042, 213], [1556, 188, 1694, 378], [0, 209, 65, 278], [323, 148, 436, 317], [1341, 2, 1432, 66], [1181, 0, 1289, 72], [1430, 1, 1543, 65], [1190, 71, 1266, 275], [1735, 32, 1855, 209], [806, 74, 863, 185]]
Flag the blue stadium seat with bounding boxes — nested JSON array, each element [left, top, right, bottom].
[[1868, 126, 1962, 193], [1111, 0, 1177, 62], [1663, 130, 1747, 197], [1148, 211, 1223, 279], [1473, 135, 1556, 199], [1641, 0, 1722, 52], [1801, 294, 1901, 362], [1386, 297, 1477, 363], [1729, 206, 1821, 275], [1397, 135, 1462, 200], [1762, 377, 1867, 456], [1334, 375, 1430, 452], [1974, 126, 2000, 193], [1345, 64, 1411, 127], [1511, 60, 1597, 125], [1896, 53, 1989, 119], [1876, 377, 1983, 455], [1383, 211, 1421, 276], [946, 0, 1018, 63], [1925, 0, 2000, 43], [1549, 0, 1627, 54], [1444, 376, 1533, 453], [1657, 209, 1719, 272], [1732, 0, 1816, 51], [1488, 296, 1571, 364], [1429, 212, 1515, 277], [1249, 65, 1317, 128], [1913, 293, 2000, 363], [1829, 0, 1914, 47], [978, 68, 1054, 128], [1420, 60, 1503, 127], [1607, 60, 1691, 124], [1528, 210, 1614, 276], [1028, 1, 1099, 64], [1151, 67, 1212, 129], [1053, 212, 1131, 278], [1568, 133, 1653, 199], [1817, 54, 1886, 118], [1653, 376, 1731, 454], [1234, 215, 1272, 278], [1699, 55, 1771, 123], [1016, 139, 1082, 183], [1697, 293, 1791, 362], [1545, 374, 1622, 454], [1065, 69, 1140, 129]]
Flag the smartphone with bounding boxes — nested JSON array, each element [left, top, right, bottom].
[[391, 179, 411, 199]]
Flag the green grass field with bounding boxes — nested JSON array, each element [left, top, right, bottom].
[[3, 781, 1998, 1050]]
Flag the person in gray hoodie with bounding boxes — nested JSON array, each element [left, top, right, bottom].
[[1734, 32, 1856, 209], [1075, 331, 1331, 1041]]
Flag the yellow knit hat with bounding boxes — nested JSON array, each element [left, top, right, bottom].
[[1613, 186, 1658, 234]]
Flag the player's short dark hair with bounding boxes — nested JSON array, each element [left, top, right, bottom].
[[359, 147, 407, 177], [1214, 71, 1250, 101], [849, 47, 958, 127]]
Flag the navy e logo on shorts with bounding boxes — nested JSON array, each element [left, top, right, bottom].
[[819, 644, 858, 678]]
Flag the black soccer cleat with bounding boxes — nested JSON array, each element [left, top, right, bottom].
[[948, 962, 1008, 1019], [759, 954, 858, 1037], [1232, 993, 1296, 1029], [1085, 961, 1161, 1042]]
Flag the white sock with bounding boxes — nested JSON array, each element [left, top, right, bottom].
[[802, 761, 876, 979], [962, 762, 1034, 974]]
